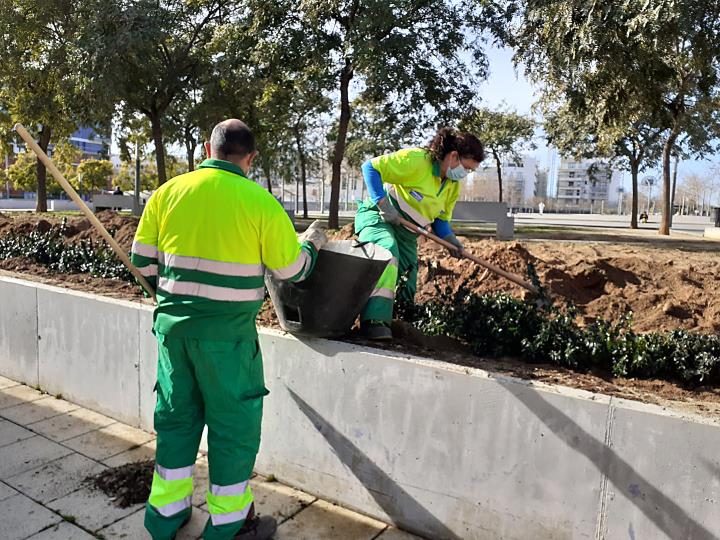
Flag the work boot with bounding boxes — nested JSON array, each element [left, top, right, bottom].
[[361, 320, 393, 340], [233, 505, 277, 539]]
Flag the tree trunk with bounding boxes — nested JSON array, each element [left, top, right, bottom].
[[260, 156, 273, 194], [630, 159, 639, 229], [149, 110, 167, 186], [186, 137, 196, 172], [493, 149, 503, 203], [329, 61, 353, 229], [35, 125, 52, 213], [659, 131, 679, 235], [669, 153, 679, 227], [293, 125, 309, 219]]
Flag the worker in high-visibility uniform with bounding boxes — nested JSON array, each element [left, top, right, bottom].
[[356, 127, 484, 340], [131, 119, 327, 540]]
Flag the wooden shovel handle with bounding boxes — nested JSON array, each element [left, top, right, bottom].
[[398, 217, 538, 294], [14, 123, 157, 303]]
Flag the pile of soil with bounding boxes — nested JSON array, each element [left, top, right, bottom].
[[86, 459, 154, 508], [333, 223, 720, 333], [413, 236, 720, 333]]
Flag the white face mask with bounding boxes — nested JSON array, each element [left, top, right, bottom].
[[446, 156, 470, 180]]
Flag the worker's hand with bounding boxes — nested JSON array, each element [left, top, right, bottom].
[[443, 233, 464, 259], [377, 197, 401, 224], [300, 220, 328, 251]]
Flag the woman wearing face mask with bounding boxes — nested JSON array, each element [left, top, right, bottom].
[[355, 127, 484, 340]]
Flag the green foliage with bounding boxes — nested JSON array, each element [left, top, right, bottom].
[[401, 279, 720, 386], [86, 0, 240, 185], [7, 152, 43, 192], [510, 0, 720, 234], [461, 106, 536, 160], [460, 106, 535, 202], [76, 160, 114, 192], [0, 220, 130, 280]]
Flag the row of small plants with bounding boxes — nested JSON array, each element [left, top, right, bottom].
[[0, 220, 131, 280], [397, 266, 720, 386]]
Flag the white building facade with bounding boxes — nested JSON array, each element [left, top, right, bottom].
[[555, 158, 623, 210]]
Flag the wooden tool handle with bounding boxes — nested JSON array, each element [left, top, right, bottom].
[[398, 217, 538, 294], [14, 123, 157, 303]]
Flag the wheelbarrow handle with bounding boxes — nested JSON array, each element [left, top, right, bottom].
[[397, 217, 538, 294]]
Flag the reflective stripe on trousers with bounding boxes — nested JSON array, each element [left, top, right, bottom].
[[148, 464, 194, 517], [207, 480, 254, 526]]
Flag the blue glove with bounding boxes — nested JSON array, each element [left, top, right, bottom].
[[443, 233, 464, 258]]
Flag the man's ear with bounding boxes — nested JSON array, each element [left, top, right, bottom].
[[204, 141, 211, 158]]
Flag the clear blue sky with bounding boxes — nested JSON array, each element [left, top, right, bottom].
[[476, 43, 718, 190]]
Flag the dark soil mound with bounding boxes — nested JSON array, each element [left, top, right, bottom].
[[86, 459, 154, 508]]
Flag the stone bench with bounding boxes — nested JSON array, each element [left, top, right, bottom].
[[92, 194, 136, 211], [452, 201, 515, 240]]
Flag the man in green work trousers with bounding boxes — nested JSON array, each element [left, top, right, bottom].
[[131, 119, 327, 540]]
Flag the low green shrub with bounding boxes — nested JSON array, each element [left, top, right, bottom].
[[0, 219, 131, 281], [399, 265, 720, 386]]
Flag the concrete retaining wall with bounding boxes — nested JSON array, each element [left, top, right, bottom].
[[1, 276, 719, 539], [0, 199, 88, 211]]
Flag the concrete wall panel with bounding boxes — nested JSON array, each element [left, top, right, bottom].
[[602, 404, 720, 540], [36, 287, 140, 425], [137, 307, 157, 432], [0, 279, 38, 386], [257, 332, 609, 539]]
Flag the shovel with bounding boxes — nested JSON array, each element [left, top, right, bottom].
[[397, 216, 539, 295]]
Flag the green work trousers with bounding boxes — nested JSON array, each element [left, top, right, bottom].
[[144, 332, 267, 540], [355, 201, 418, 325]]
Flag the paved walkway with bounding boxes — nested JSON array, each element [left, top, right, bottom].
[[0, 375, 419, 540]]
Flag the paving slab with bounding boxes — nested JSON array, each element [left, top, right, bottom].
[[26, 521, 97, 540], [28, 407, 116, 442], [0, 375, 20, 389], [0, 435, 73, 479], [0, 396, 80, 425], [0, 385, 45, 409], [0, 480, 19, 501], [0, 417, 35, 447], [192, 456, 209, 507], [99, 505, 210, 540], [376, 526, 424, 539], [48, 486, 143, 532], [275, 499, 386, 540], [103, 440, 156, 468], [6, 452, 106, 503], [0, 493, 62, 540], [63, 421, 154, 461], [251, 478, 316, 523]]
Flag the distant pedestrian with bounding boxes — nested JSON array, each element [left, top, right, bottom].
[[538, 202, 545, 215]]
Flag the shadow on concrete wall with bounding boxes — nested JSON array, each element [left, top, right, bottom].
[[500, 381, 716, 540], [287, 387, 461, 540]]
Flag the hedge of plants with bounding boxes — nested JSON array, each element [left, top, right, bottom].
[[0, 219, 130, 280], [397, 265, 720, 386]]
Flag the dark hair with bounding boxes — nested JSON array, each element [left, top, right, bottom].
[[210, 119, 256, 159], [426, 127, 484, 163]]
